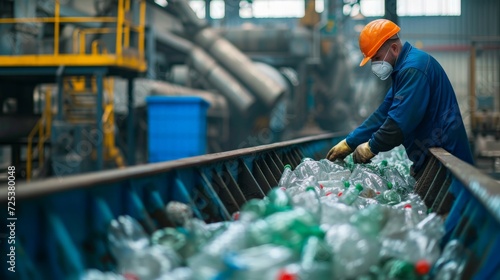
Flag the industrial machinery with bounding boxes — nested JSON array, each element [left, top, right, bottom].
[[0, 0, 385, 181]]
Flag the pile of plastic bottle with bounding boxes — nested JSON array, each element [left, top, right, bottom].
[[82, 146, 467, 280]]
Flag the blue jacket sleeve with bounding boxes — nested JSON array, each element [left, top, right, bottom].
[[346, 88, 394, 149]]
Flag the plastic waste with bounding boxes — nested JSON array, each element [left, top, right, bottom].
[[291, 186, 322, 221], [249, 208, 321, 252], [278, 164, 297, 188], [107, 215, 150, 258], [325, 224, 381, 279], [80, 269, 124, 280], [338, 184, 364, 206], [223, 244, 295, 280], [432, 239, 468, 280]]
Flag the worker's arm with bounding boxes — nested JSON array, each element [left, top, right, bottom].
[[345, 87, 394, 149], [369, 67, 430, 154]]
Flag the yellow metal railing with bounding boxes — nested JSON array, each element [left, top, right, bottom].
[[102, 77, 125, 168], [0, 0, 146, 71], [27, 87, 53, 181]]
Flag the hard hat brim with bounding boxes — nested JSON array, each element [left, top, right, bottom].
[[360, 56, 371, 67]]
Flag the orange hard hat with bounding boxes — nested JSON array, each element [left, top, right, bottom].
[[359, 19, 400, 66]]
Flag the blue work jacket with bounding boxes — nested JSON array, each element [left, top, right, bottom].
[[346, 42, 474, 173]]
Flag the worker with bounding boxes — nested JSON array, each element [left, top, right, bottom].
[[326, 19, 474, 178]]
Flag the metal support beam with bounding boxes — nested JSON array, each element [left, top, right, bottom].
[[96, 73, 104, 170], [56, 66, 65, 121], [384, 0, 398, 24], [127, 78, 135, 166]]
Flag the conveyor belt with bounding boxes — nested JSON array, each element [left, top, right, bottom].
[[1, 133, 500, 279]]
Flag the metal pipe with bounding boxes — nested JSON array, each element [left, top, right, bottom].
[[189, 47, 255, 114], [156, 31, 256, 114], [194, 28, 285, 108]]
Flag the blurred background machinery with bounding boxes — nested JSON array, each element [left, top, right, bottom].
[[0, 0, 499, 180]]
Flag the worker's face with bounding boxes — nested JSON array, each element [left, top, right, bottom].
[[372, 42, 398, 66]]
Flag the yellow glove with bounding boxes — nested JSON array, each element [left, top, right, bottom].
[[326, 139, 353, 161], [353, 141, 375, 163]]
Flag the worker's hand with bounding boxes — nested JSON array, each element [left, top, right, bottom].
[[326, 139, 353, 161], [353, 141, 375, 163]]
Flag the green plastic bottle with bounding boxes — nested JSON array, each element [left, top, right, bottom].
[[339, 184, 363, 206]]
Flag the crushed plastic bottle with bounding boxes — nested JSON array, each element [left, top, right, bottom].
[[80, 269, 124, 280], [223, 244, 295, 280], [349, 165, 389, 194], [431, 239, 468, 280], [325, 223, 381, 279], [107, 215, 150, 258], [291, 186, 322, 221], [338, 184, 364, 206], [249, 208, 321, 252], [277, 164, 297, 188]]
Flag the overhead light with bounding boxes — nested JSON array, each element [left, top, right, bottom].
[[155, 0, 168, 7]]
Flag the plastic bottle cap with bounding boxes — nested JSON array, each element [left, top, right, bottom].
[[404, 204, 412, 209], [325, 191, 332, 196], [306, 186, 316, 192], [319, 184, 324, 189], [232, 211, 240, 221], [376, 191, 381, 195], [387, 182, 393, 189], [277, 269, 297, 280], [280, 187, 287, 191], [343, 181, 350, 188], [415, 260, 431, 275], [338, 192, 343, 197], [381, 160, 388, 166], [123, 273, 140, 280], [355, 184, 364, 192], [284, 164, 292, 170]]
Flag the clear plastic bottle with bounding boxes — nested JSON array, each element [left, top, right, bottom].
[[350, 204, 389, 236], [266, 187, 293, 214], [338, 184, 364, 206], [325, 224, 381, 279], [107, 215, 150, 258], [349, 165, 389, 194], [156, 267, 193, 280], [320, 198, 357, 226], [240, 199, 270, 221], [278, 164, 296, 188], [376, 187, 402, 206], [249, 208, 320, 252], [382, 167, 412, 198], [187, 221, 250, 279], [432, 239, 468, 280], [291, 186, 322, 221], [80, 269, 124, 280], [151, 227, 189, 259], [298, 235, 332, 279], [117, 245, 181, 280], [223, 244, 295, 280]]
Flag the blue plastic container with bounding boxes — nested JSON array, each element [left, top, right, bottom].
[[146, 96, 209, 162]]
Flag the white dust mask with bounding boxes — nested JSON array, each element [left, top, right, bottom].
[[371, 48, 393, 80]]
